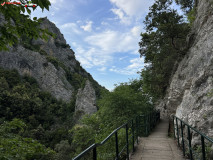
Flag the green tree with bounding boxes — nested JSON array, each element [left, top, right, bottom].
[[0, 0, 51, 51], [54, 140, 73, 160], [70, 80, 153, 159], [0, 119, 55, 160], [97, 82, 152, 128], [70, 124, 95, 158], [139, 0, 190, 100], [175, 0, 195, 13], [0, 67, 75, 151]]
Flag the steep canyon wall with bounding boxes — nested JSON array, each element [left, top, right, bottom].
[[157, 0, 213, 144]]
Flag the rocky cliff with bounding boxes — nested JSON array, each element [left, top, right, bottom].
[[156, 0, 213, 148], [0, 17, 105, 115], [75, 80, 97, 115]]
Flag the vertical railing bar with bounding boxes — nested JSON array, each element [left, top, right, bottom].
[[136, 117, 139, 144], [176, 118, 180, 147], [148, 113, 149, 133], [93, 146, 97, 160], [115, 131, 119, 160], [149, 113, 150, 134], [151, 113, 152, 130], [126, 124, 129, 160], [180, 121, 185, 156], [132, 120, 135, 152], [145, 115, 148, 136], [173, 116, 176, 139], [187, 126, 193, 160], [147, 114, 148, 135], [201, 135, 206, 160]]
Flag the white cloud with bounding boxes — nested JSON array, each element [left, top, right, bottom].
[[119, 56, 128, 61], [74, 45, 112, 69], [85, 26, 142, 53], [101, 21, 109, 26], [61, 23, 143, 74], [110, 57, 144, 75], [81, 21, 93, 32], [51, 12, 55, 16], [98, 67, 107, 72], [49, 0, 57, 4], [85, 30, 118, 52], [50, 0, 63, 4], [73, 26, 143, 70], [127, 58, 144, 69], [110, 0, 153, 16], [110, 0, 154, 24], [61, 23, 82, 34], [111, 8, 124, 19], [111, 8, 131, 24], [131, 26, 141, 36]]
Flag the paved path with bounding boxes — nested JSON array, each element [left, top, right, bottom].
[[130, 119, 186, 160]]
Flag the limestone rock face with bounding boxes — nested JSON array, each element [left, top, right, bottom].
[[0, 46, 73, 101], [31, 17, 88, 77], [156, 0, 213, 141], [0, 17, 100, 105], [75, 80, 97, 115]]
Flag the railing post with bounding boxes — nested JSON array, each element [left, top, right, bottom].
[[201, 135, 206, 160], [145, 115, 148, 136], [136, 117, 139, 144], [154, 112, 156, 126], [150, 113, 151, 129], [187, 126, 193, 160], [180, 121, 185, 156], [126, 124, 129, 160], [158, 111, 160, 121], [93, 146, 97, 160], [148, 113, 151, 133], [147, 114, 149, 135], [176, 118, 180, 147], [115, 131, 119, 160], [132, 120, 135, 152], [173, 116, 176, 139], [151, 112, 153, 130]]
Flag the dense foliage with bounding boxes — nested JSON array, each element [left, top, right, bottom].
[[0, 66, 108, 159], [71, 80, 154, 159], [175, 0, 195, 13], [0, 68, 75, 159], [0, 67, 153, 159], [0, 119, 55, 160], [138, 0, 192, 100]]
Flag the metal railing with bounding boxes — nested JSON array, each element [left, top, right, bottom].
[[73, 110, 160, 160], [173, 115, 213, 160]]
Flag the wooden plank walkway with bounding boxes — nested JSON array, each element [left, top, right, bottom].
[[130, 119, 186, 160]]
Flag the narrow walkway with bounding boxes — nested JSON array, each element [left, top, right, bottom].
[[130, 119, 185, 160]]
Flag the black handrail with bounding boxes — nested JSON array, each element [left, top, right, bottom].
[[73, 110, 160, 160], [173, 115, 213, 160]]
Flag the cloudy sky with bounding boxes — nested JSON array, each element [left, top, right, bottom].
[[31, 0, 155, 90]]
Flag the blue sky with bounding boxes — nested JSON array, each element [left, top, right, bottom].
[[30, 0, 155, 90]]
